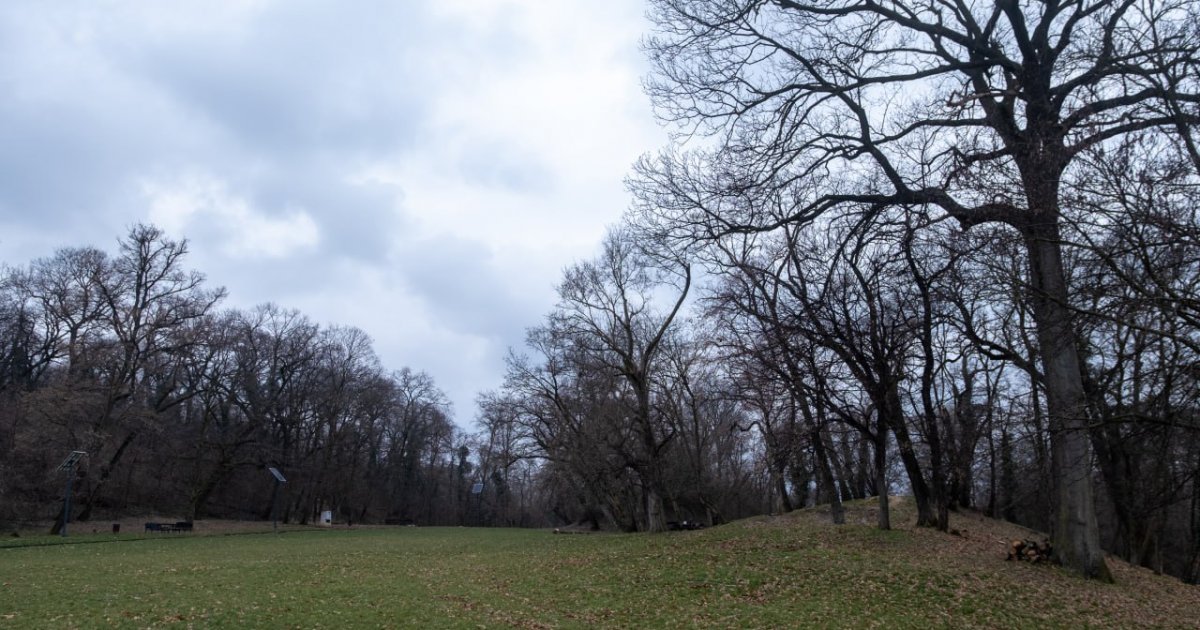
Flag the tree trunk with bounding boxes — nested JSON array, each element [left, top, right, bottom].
[[48, 504, 66, 536], [1188, 453, 1200, 583], [1023, 222, 1112, 582], [765, 433, 794, 512], [855, 437, 872, 499], [642, 478, 668, 532], [796, 391, 842, 521], [188, 466, 229, 522], [999, 426, 1019, 522], [874, 420, 890, 530], [774, 468, 794, 513], [883, 394, 935, 528], [76, 430, 138, 522], [812, 426, 844, 525]]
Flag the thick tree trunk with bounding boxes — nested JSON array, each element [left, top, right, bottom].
[[798, 395, 843, 523], [645, 489, 666, 532], [826, 439, 855, 500], [811, 426, 844, 525], [890, 421, 934, 527], [634, 379, 669, 533], [188, 468, 227, 522], [633, 460, 670, 532], [789, 459, 812, 508], [1188, 456, 1200, 584], [986, 420, 998, 519], [949, 407, 981, 511], [882, 389, 935, 528], [1023, 222, 1112, 582], [48, 504, 66, 536]]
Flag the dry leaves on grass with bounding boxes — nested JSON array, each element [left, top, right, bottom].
[[749, 498, 1200, 629]]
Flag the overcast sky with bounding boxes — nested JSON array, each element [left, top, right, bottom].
[[0, 0, 667, 425]]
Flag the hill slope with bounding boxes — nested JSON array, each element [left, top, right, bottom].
[[719, 497, 1198, 628]]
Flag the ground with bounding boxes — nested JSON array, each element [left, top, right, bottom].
[[2, 498, 1196, 628]]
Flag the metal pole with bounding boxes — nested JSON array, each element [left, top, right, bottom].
[[272, 480, 280, 533], [61, 465, 74, 538]]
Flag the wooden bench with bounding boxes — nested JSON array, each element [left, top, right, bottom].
[[144, 521, 193, 533]]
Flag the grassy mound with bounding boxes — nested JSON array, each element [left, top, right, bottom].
[[1, 499, 1196, 628]]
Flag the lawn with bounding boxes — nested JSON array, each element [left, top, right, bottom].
[[2, 502, 1197, 628]]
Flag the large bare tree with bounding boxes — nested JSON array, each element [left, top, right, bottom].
[[633, 0, 1200, 580]]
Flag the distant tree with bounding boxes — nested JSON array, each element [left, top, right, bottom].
[[555, 228, 691, 532], [655, 328, 755, 527], [0, 226, 472, 531], [380, 367, 455, 525], [500, 320, 644, 531]]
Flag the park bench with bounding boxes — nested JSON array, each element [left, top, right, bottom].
[[144, 521, 194, 533]]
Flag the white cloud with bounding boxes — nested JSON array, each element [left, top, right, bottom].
[[360, 0, 664, 267], [142, 173, 319, 259]]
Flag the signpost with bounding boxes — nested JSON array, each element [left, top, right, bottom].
[[57, 451, 86, 538], [268, 467, 287, 533]]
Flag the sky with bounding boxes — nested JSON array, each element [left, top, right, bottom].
[[0, 0, 668, 426]]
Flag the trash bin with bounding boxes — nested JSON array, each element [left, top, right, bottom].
[[112, 523, 120, 533]]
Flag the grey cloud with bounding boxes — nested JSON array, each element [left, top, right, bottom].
[[237, 157, 404, 264], [0, 76, 173, 227], [456, 139, 557, 194], [0, 1, 432, 264], [393, 234, 542, 342], [122, 11, 428, 157]]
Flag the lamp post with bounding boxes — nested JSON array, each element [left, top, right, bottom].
[[57, 451, 86, 537], [471, 481, 484, 526], [268, 467, 287, 532]]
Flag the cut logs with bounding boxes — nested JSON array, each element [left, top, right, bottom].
[[1006, 539, 1054, 564]]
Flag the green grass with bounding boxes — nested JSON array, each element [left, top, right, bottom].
[[2, 506, 1197, 628]]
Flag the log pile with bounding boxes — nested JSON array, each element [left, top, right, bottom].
[[1006, 539, 1054, 563]]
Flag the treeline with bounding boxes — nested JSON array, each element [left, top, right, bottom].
[[475, 0, 1200, 585], [0, 225, 488, 529]]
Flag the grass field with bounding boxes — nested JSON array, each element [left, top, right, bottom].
[[2, 501, 1197, 628]]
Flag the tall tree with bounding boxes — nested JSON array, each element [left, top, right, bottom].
[[633, 0, 1199, 580], [555, 228, 691, 532], [74, 224, 225, 522]]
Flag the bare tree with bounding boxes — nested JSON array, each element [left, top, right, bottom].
[[633, 0, 1199, 579], [707, 243, 857, 526], [501, 320, 644, 531], [0, 225, 481, 531], [71, 225, 225, 523], [554, 228, 691, 532]]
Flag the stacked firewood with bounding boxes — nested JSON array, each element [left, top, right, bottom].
[[1006, 538, 1054, 563]]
